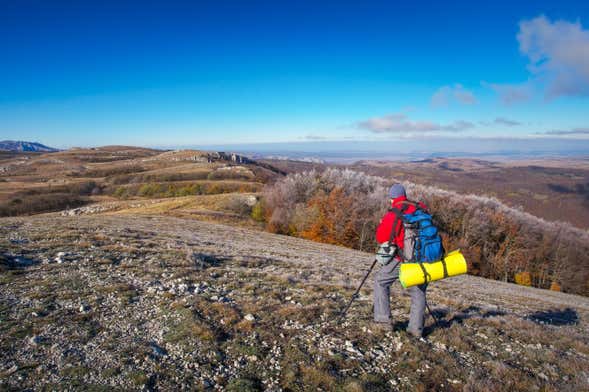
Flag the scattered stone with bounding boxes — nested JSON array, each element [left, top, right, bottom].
[[14, 256, 35, 266], [538, 372, 548, 381], [61, 204, 116, 216], [244, 314, 255, 322], [6, 365, 18, 375], [55, 252, 67, 263], [150, 342, 168, 358], [9, 237, 29, 245], [202, 379, 214, 388], [0, 214, 587, 391]]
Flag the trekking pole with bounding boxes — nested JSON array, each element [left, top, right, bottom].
[[425, 299, 440, 328], [337, 259, 378, 323], [338, 257, 403, 323]]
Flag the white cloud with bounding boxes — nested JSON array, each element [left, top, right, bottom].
[[431, 84, 477, 107], [302, 134, 328, 140], [482, 81, 533, 105], [357, 113, 475, 134], [540, 127, 589, 135], [494, 117, 522, 126], [479, 117, 522, 126], [443, 120, 476, 132], [518, 15, 589, 99], [488, 16, 589, 103]]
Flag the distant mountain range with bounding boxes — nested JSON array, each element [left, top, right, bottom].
[[0, 140, 58, 152]]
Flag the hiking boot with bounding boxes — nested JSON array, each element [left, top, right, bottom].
[[370, 321, 393, 333]]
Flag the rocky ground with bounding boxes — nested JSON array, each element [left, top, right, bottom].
[[1, 215, 588, 391]]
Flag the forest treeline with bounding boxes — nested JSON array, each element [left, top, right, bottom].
[[258, 168, 589, 296]]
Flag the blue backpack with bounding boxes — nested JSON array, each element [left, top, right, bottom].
[[390, 202, 444, 263]]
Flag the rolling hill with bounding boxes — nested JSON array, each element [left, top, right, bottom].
[[0, 141, 58, 152], [0, 146, 282, 223]]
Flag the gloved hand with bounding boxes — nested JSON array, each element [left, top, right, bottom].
[[376, 242, 397, 266]]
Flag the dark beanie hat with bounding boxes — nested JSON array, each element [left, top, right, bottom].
[[389, 183, 406, 198]]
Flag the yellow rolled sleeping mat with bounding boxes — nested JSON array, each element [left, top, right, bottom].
[[399, 250, 467, 288]]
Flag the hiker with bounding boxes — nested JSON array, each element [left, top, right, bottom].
[[373, 184, 429, 337]]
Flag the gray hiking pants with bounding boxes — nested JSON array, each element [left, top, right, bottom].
[[373, 260, 428, 336]]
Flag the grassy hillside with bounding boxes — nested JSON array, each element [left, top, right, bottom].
[[0, 147, 282, 223], [1, 215, 587, 390]]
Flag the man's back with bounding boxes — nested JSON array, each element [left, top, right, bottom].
[[376, 195, 427, 248]]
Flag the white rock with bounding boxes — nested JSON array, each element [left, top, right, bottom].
[[538, 373, 548, 381], [244, 314, 255, 322]]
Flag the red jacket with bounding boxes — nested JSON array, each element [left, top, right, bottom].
[[376, 196, 428, 248]]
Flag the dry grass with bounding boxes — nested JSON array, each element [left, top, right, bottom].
[[0, 147, 279, 221]]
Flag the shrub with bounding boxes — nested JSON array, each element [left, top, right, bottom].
[[251, 201, 265, 222], [108, 171, 209, 185], [0, 194, 88, 216], [81, 165, 145, 178], [261, 169, 589, 295], [263, 169, 387, 248], [226, 378, 263, 392], [222, 197, 253, 216], [113, 186, 129, 199], [0, 180, 100, 216], [110, 181, 261, 199], [514, 271, 532, 286], [17, 181, 100, 197], [207, 170, 252, 181]]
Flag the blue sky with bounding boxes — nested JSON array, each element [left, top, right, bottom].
[[1, 0, 588, 150]]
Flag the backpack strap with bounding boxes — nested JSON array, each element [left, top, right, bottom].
[[417, 261, 432, 283], [388, 203, 411, 258], [441, 257, 449, 278]]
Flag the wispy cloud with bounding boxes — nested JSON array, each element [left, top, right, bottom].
[[537, 127, 589, 135], [357, 113, 475, 134], [479, 117, 522, 126], [431, 84, 477, 107], [301, 134, 328, 141], [494, 117, 522, 126]]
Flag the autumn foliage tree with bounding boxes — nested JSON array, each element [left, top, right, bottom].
[[261, 169, 589, 296]]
